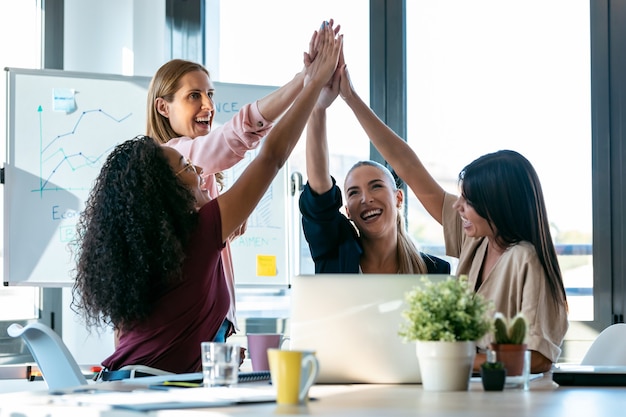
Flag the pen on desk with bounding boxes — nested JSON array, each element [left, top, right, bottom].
[[149, 381, 201, 389]]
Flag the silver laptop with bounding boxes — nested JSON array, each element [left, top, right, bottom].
[[551, 364, 626, 386], [288, 273, 451, 384]]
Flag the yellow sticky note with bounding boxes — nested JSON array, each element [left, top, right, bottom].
[[256, 255, 277, 276]]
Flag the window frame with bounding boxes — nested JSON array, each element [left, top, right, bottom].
[[590, 0, 626, 327], [372, 1, 619, 341]]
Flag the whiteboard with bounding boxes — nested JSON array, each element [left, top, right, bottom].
[[2, 67, 289, 287], [214, 84, 291, 287]]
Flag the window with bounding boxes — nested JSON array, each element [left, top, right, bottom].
[[406, 1, 592, 361], [0, 0, 611, 366], [0, 1, 42, 321], [210, 0, 370, 330], [209, 0, 370, 181]]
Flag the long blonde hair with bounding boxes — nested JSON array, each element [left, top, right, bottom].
[[347, 161, 428, 274], [396, 207, 429, 274], [146, 59, 224, 189]]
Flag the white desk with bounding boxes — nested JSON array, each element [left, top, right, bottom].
[[0, 374, 623, 417]]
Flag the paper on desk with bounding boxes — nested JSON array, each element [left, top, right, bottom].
[[51, 386, 276, 409]]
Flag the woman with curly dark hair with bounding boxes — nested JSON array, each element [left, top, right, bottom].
[[146, 52, 312, 342], [71, 23, 342, 375]]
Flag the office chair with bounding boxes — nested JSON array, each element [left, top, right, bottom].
[[7, 322, 88, 390], [580, 323, 626, 366]]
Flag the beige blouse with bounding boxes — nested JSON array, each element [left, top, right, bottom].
[[442, 193, 569, 362]]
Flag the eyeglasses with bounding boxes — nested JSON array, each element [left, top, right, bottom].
[[174, 158, 198, 176]]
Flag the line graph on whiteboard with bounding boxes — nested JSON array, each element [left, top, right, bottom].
[[31, 104, 139, 197], [3, 68, 153, 285]]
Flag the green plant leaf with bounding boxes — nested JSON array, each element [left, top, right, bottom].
[[398, 276, 493, 342]]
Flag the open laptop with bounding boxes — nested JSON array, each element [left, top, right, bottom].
[[288, 273, 451, 384], [551, 364, 626, 386]]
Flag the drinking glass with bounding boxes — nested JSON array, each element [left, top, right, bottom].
[[201, 342, 240, 387]]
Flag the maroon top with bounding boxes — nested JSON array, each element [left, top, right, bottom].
[[102, 200, 229, 373]]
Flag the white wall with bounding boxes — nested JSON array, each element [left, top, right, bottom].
[[64, 0, 165, 77]]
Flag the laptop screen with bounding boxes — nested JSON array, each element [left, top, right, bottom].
[[288, 273, 452, 384]]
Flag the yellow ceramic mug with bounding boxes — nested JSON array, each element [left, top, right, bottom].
[[267, 349, 319, 405]]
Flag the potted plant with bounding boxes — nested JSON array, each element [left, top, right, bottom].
[[399, 275, 492, 391], [488, 312, 528, 377], [480, 349, 506, 391]]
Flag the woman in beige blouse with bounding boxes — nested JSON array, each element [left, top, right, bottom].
[[334, 60, 568, 374]]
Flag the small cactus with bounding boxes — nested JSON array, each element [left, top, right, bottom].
[[493, 312, 527, 344], [493, 315, 509, 342]]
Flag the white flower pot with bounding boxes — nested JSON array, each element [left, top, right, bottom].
[[415, 340, 476, 391]]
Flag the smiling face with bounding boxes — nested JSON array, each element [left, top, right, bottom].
[[452, 193, 495, 240], [155, 70, 215, 139], [162, 146, 209, 208], [344, 164, 402, 240]]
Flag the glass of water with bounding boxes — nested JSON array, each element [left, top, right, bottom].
[[201, 342, 240, 387]]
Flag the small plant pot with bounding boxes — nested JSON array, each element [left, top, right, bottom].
[[489, 343, 527, 376], [480, 367, 507, 391], [415, 340, 476, 391]]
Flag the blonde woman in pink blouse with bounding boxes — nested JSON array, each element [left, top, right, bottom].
[[145, 25, 328, 345]]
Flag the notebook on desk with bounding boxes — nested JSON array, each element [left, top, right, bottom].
[[289, 273, 451, 384], [115, 370, 271, 388], [551, 364, 626, 386]]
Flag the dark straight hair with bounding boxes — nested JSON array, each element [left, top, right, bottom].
[[459, 150, 567, 308]]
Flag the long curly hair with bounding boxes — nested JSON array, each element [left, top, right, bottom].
[[71, 135, 199, 330]]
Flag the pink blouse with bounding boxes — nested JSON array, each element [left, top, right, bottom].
[[164, 100, 273, 332]]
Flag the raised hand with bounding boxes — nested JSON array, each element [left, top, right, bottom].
[[305, 19, 341, 69], [338, 60, 355, 101], [304, 21, 343, 90]]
